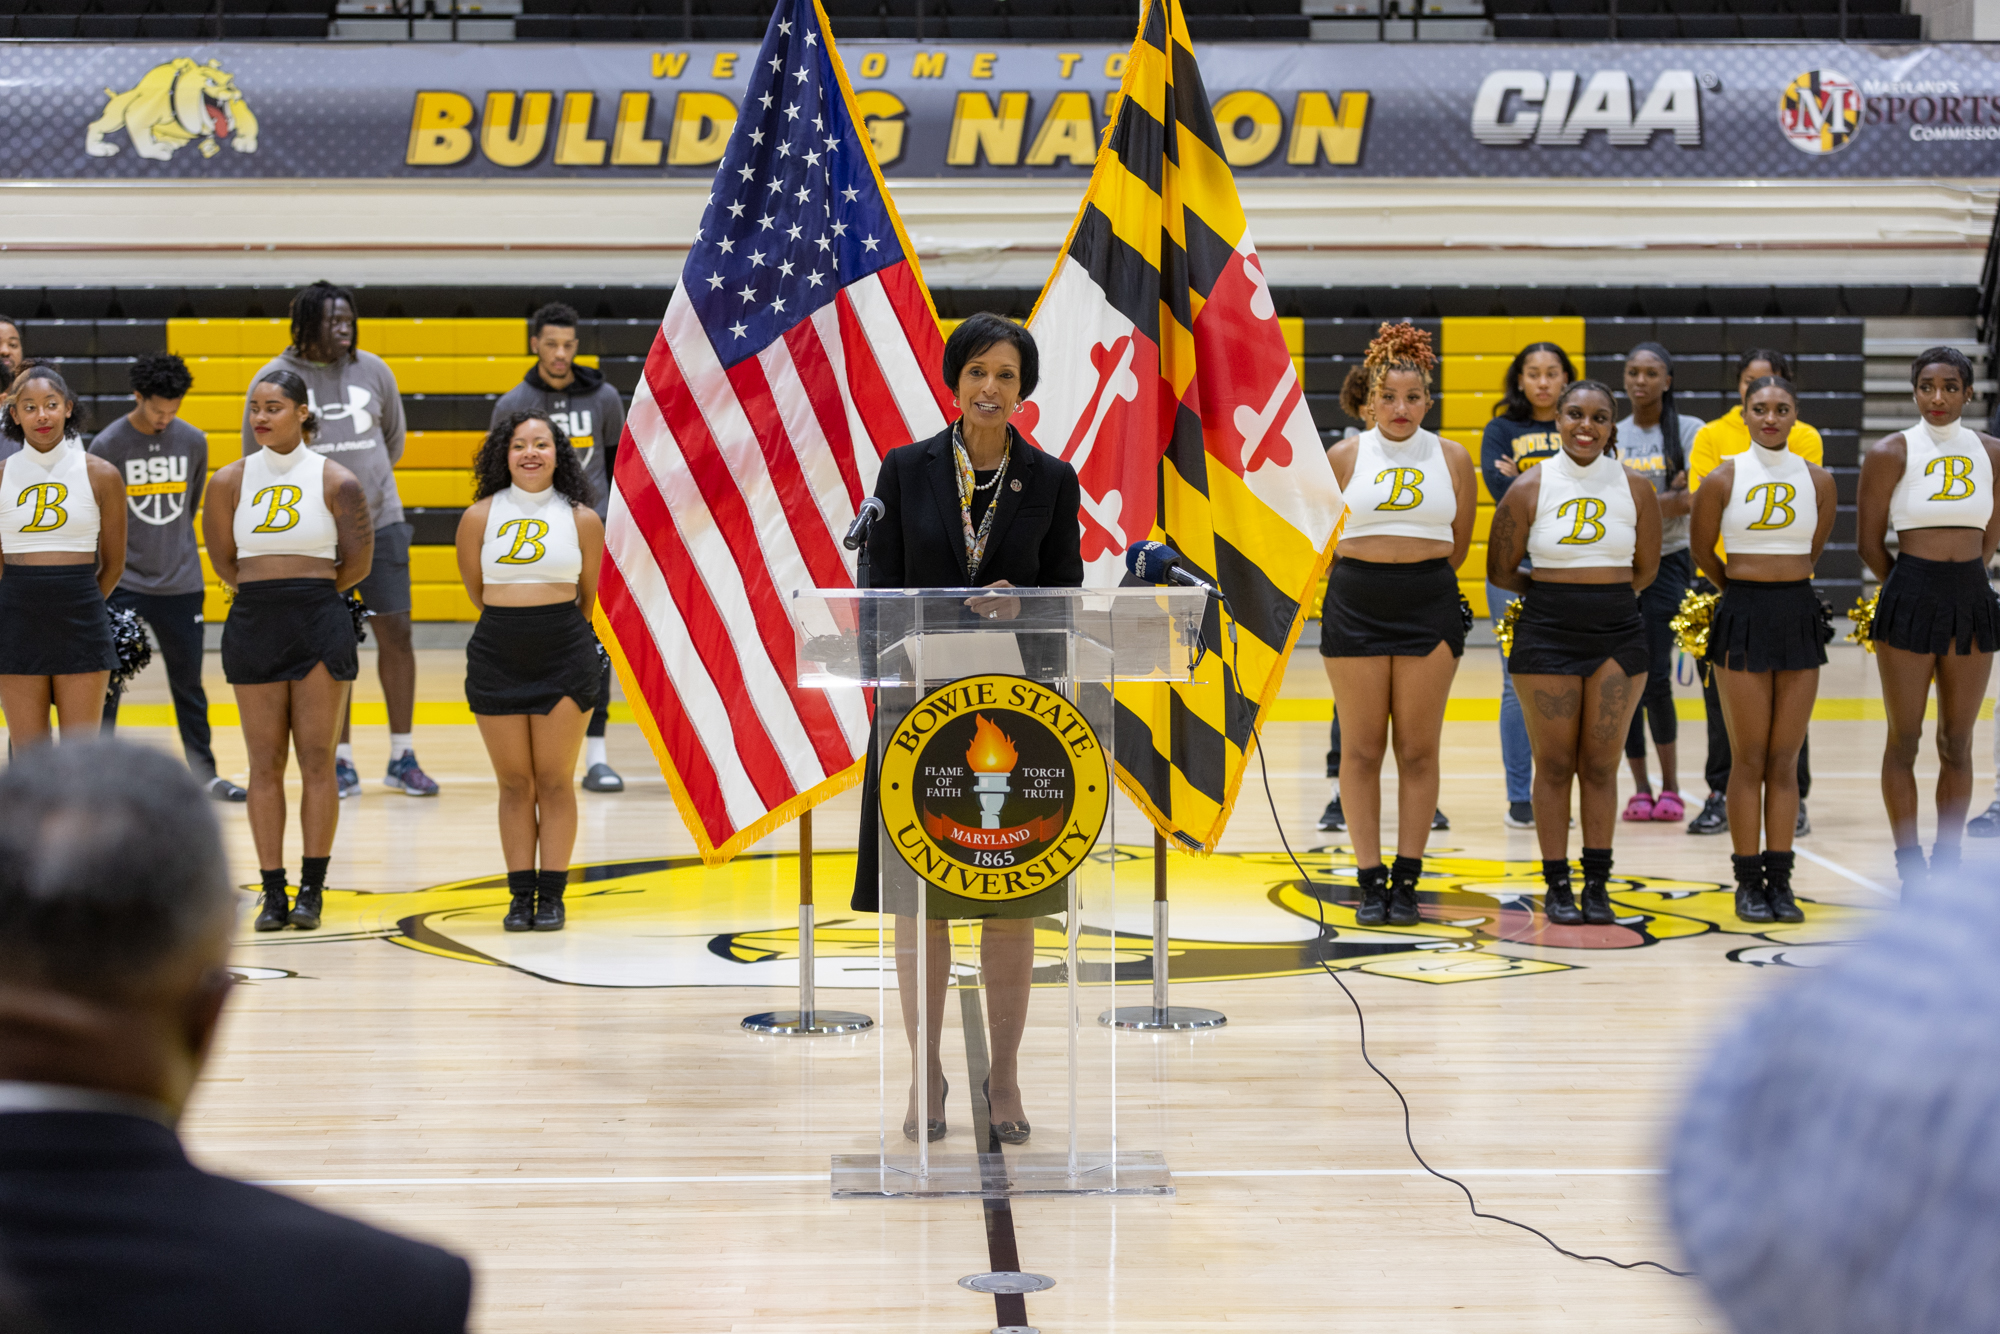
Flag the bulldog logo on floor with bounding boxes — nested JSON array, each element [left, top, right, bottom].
[[880, 673, 1108, 902], [233, 848, 1874, 989]]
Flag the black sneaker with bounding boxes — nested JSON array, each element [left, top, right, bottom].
[[1969, 800, 2000, 839], [288, 886, 322, 931], [206, 776, 248, 803], [1317, 795, 1346, 832], [1431, 808, 1449, 831], [1687, 791, 1729, 835], [254, 885, 290, 932], [503, 890, 536, 932], [1580, 881, 1615, 925], [1504, 801, 1534, 829], [1543, 883, 1583, 925], [1794, 802, 1811, 837], [1354, 866, 1389, 926]]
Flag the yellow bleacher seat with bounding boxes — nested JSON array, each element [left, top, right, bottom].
[[1277, 317, 1303, 355], [398, 432, 484, 470], [367, 318, 527, 357], [1442, 392, 1503, 431], [1460, 581, 1489, 619], [167, 319, 289, 359], [1439, 316, 1585, 358], [180, 395, 242, 435], [411, 583, 478, 621], [1439, 355, 1522, 395], [409, 545, 461, 582], [396, 470, 477, 508]]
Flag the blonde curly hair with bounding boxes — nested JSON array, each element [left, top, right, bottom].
[[1363, 321, 1438, 393]]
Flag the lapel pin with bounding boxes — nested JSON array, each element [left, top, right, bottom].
[[1010, 479, 1022, 491]]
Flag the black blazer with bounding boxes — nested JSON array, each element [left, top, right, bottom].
[[0, 1111, 472, 1334], [864, 424, 1084, 592]]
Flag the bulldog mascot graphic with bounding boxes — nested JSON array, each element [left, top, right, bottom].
[[86, 57, 260, 161]]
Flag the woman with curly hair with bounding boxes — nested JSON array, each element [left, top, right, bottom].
[[1689, 376, 1835, 923], [1857, 346, 2000, 893], [203, 371, 374, 932], [0, 364, 128, 746], [455, 410, 606, 932], [1320, 323, 1476, 926], [1486, 380, 1661, 926]]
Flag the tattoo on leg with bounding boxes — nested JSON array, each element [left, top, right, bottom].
[[1534, 687, 1580, 720], [1591, 675, 1633, 744]]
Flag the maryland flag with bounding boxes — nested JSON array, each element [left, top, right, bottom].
[[1018, 0, 1344, 852]]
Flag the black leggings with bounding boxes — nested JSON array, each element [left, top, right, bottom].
[[1626, 549, 1692, 759], [100, 588, 216, 778], [588, 660, 611, 739]]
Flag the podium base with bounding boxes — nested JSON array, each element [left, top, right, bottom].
[[831, 1149, 1174, 1199], [1098, 1005, 1227, 1031], [740, 1010, 874, 1035]]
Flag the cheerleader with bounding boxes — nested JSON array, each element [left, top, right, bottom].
[[1856, 347, 2000, 892], [1321, 324, 1476, 926], [0, 366, 126, 744], [455, 411, 606, 932], [1486, 381, 1662, 925], [203, 372, 374, 933], [1689, 377, 1835, 923]]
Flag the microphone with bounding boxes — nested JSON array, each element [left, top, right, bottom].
[[1124, 541, 1220, 596], [843, 496, 886, 551]]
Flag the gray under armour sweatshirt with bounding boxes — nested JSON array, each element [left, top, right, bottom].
[[241, 348, 406, 529]]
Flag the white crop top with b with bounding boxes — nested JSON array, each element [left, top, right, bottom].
[[1338, 426, 1459, 544], [0, 438, 100, 555], [233, 444, 338, 561], [481, 485, 582, 585], [1526, 449, 1637, 570], [1720, 444, 1817, 557], [1890, 418, 1992, 533]]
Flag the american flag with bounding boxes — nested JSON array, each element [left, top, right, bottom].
[[598, 0, 951, 865]]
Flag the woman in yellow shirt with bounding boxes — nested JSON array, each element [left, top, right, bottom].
[[1682, 349, 1823, 838]]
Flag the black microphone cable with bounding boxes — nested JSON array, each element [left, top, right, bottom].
[[1231, 624, 1693, 1278]]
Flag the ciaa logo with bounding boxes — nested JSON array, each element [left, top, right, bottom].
[[1470, 70, 1702, 147], [1778, 69, 1863, 154]]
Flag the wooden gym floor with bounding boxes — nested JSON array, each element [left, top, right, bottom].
[[23, 638, 1992, 1332]]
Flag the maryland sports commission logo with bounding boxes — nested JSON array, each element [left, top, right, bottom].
[[879, 673, 1110, 903], [1778, 68, 1863, 154], [85, 58, 260, 162]]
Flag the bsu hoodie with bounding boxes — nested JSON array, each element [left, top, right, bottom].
[[241, 348, 406, 529], [490, 363, 625, 518]]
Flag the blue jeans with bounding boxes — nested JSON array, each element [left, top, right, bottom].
[[1486, 581, 1533, 804]]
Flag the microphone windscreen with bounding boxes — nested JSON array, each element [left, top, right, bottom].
[[1124, 541, 1181, 585]]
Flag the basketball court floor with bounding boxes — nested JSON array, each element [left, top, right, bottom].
[[62, 637, 1988, 1331]]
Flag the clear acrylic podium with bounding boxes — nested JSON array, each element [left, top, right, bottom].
[[792, 586, 1212, 1199]]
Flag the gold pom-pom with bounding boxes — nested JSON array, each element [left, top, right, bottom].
[[1847, 589, 1881, 654], [1671, 589, 1720, 659], [1495, 597, 1525, 658]]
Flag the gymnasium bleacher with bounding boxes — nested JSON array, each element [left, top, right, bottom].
[[7, 281, 1985, 623], [1485, 0, 1923, 42]]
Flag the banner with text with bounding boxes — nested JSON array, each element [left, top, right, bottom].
[[6, 39, 1999, 180]]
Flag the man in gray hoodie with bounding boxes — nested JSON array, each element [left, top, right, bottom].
[[243, 281, 439, 799], [490, 302, 627, 793]]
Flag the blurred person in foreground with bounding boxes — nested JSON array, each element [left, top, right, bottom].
[[0, 740, 472, 1333], [1670, 872, 2000, 1332]]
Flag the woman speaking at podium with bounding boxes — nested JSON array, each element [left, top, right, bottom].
[[851, 313, 1083, 1145]]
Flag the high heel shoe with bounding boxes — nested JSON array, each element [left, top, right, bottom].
[[902, 1077, 948, 1142], [983, 1077, 1031, 1145]]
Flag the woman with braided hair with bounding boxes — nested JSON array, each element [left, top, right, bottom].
[[1320, 323, 1476, 926], [1486, 380, 1661, 926]]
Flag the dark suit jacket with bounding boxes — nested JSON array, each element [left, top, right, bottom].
[[852, 424, 1085, 911], [0, 1111, 472, 1334]]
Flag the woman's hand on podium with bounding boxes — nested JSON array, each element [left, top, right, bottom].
[[965, 579, 1020, 622]]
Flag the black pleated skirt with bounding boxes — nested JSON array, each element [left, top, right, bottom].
[[1707, 579, 1828, 673], [1507, 580, 1649, 679], [1319, 556, 1466, 659], [0, 564, 117, 676], [465, 601, 602, 716], [1871, 553, 2000, 656], [221, 578, 359, 685]]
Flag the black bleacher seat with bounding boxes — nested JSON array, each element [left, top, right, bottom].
[[1616, 15, 1675, 35], [514, 13, 570, 33], [1860, 12, 1920, 35], [1653, 318, 1724, 356], [1722, 318, 1794, 354], [1069, 15, 1132, 35], [1799, 393, 1865, 431], [1794, 318, 1865, 355], [1492, 15, 1558, 36], [1249, 14, 1306, 34], [1677, 14, 1739, 35], [1798, 14, 1840, 35], [1186, 13, 1255, 35], [1840, 286, 1910, 318], [96, 320, 167, 356], [1551, 13, 1607, 33], [1821, 432, 1860, 469], [695, 15, 763, 34], [1301, 319, 1377, 356], [44, 360, 99, 396], [26, 321, 97, 357], [1741, 14, 1802, 35], [1585, 318, 1652, 355], [1677, 393, 1726, 423], [1770, 286, 1841, 319], [15, 15, 79, 34], [1301, 356, 1361, 393], [1543, 0, 1600, 12], [1671, 355, 1727, 393], [1794, 354, 1866, 392], [78, 16, 143, 36]]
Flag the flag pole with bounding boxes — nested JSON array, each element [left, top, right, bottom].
[[742, 809, 873, 1035], [1100, 830, 1225, 1032]]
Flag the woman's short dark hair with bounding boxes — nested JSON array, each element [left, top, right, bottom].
[[1736, 347, 1792, 383], [4, 364, 78, 443], [250, 370, 321, 442], [474, 410, 594, 507], [130, 353, 194, 401], [1909, 345, 1976, 390], [942, 313, 1038, 401], [1496, 341, 1576, 422]]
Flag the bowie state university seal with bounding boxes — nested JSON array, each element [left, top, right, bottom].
[[879, 673, 1110, 902]]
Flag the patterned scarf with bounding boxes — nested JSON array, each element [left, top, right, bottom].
[[951, 422, 1011, 579]]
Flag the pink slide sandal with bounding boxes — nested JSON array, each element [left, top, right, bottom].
[[1622, 792, 1656, 822], [1651, 791, 1686, 822]]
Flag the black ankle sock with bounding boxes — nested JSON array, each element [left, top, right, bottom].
[[1931, 842, 1962, 874], [1541, 858, 1571, 890], [1732, 853, 1766, 887], [1894, 845, 1927, 884], [1390, 855, 1423, 886], [261, 868, 288, 896], [1761, 850, 1795, 885], [299, 856, 329, 892], [507, 869, 536, 897], [1580, 847, 1613, 884], [536, 868, 569, 898]]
